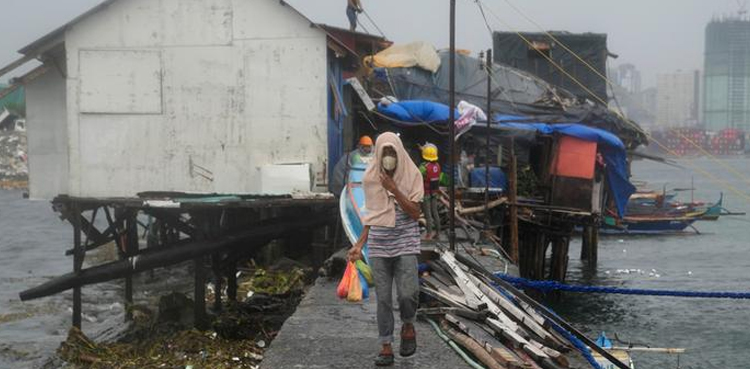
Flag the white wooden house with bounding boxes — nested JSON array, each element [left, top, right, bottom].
[[1, 0, 380, 199]]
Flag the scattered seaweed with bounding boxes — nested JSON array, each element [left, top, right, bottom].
[[57, 266, 311, 369]]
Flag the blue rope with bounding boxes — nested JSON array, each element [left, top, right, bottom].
[[549, 320, 604, 369], [495, 273, 750, 299]]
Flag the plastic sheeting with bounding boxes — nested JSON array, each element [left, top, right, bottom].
[[377, 100, 458, 123], [470, 167, 508, 191], [497, 118, 635, 217], [380, 51, 647, 148], [364, 42, 441, 73]]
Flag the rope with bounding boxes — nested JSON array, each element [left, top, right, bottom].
[[491, 0, 750, 186], [549, 319, 604, 369], [362, 9, 387, 39], [472, 0, 750, 204], [495, 273, 750, 299]]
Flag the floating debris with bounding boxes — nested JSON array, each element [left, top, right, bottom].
[[57, 266, 312, 369]]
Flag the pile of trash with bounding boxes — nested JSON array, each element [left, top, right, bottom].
[[57, 266, 313, 369], [0, 130, 28, 189]]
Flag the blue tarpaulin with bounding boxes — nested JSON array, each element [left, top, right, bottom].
[[470, 167, 508, 191], [496, 115, 635, 217], [377, 100, 458, 124]]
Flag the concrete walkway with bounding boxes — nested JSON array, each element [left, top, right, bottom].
[[261, 278, 468, 369]]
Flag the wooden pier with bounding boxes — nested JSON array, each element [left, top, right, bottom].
[[20, 193, 337, 330]]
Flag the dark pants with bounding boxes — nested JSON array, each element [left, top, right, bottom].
[[347, 5, 358, 31], [422, 195, 441, 235], [370, 255, 419, 344]]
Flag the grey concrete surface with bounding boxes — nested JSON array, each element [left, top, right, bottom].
[[261, 278, 468, 369]]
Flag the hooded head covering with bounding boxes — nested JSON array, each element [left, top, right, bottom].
[[362, 132, 424, 227]]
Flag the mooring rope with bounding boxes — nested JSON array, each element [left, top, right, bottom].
[[495, 273, 750, 299]]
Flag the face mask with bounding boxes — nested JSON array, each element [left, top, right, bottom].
[[382, 155, 397, 171]]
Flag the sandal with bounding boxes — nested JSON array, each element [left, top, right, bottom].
[[400, 323, 417, 357], [375, 344, 395, 366]]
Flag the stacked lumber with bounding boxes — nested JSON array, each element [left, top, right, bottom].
[[419, 249, 629, 369]]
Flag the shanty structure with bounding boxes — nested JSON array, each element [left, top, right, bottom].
[[363, 47, 642, 281], [3, 0, 388, 330], [493, 31, 611, 105], [0, 0, 388, 200]]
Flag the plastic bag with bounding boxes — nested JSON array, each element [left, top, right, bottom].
[[337, 262, 355, 298], [347, 266, 363, 302], [355, 260, 374, 287], [358, 269, 370, 299]]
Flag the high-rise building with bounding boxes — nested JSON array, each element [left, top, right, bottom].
[[704, 17, 750, 132], [656, 70, 700, 127], [611, 64, 642, 95]]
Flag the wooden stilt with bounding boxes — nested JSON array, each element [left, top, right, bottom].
[[211, 253, 223, 312], [72, 202, 83, 329], [581, 226, 598, 264], [549, 237, 569, 282], [124, 212, 138, 321], [535, 233, 547, 281], [508, 139, 519, 264], [590, 226, 599, 264], [194, 256, 208, 330], [580, 226, 591, 261], [227, 259, 238, 303]]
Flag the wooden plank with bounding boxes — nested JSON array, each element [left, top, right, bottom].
[[347, 77, 376, 111], [440, 320, 507, 369], [485, 318, 550, 360], [453, 252, 632, 369], [441, 251, 520, 331], [470, 273, 566, 350], [448, 315, 525, 369]]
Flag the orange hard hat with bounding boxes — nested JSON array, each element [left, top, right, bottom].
[[359, 135, 373, 146]]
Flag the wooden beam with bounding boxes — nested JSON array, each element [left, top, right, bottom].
[[72, 202, 82, 329], [509, 139, 519, 264], [440, 320, 506, 369], [124, 212, 138, 321], [20, 215, 331, 301]]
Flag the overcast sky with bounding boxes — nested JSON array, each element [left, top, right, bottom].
[[0, 0, 744, 87]]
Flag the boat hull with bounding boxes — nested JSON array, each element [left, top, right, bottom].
[[340, 162, 369, 261]]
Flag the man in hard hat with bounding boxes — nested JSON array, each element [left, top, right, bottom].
[[351, 135, 373, 164], [329, 135, 374, 197], [419, 143, 442, 240], [347, 0, 363, 31]]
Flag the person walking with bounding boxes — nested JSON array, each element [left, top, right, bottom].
[[347, 0, 363, 31], [348, 132, 423, 366]]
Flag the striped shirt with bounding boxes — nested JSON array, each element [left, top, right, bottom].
[[368, 204, 421, 258]]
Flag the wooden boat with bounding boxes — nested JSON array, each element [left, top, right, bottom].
[[594, 333, 635, 369], [600, 212, 703, 235], [340, 161, 369, 261], [696, 193, 722, 221]]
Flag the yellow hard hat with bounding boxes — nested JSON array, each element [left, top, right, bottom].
[[422, 144, 438, 161]]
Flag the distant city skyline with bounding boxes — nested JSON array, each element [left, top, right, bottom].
[[0, 0, 746, 87]]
